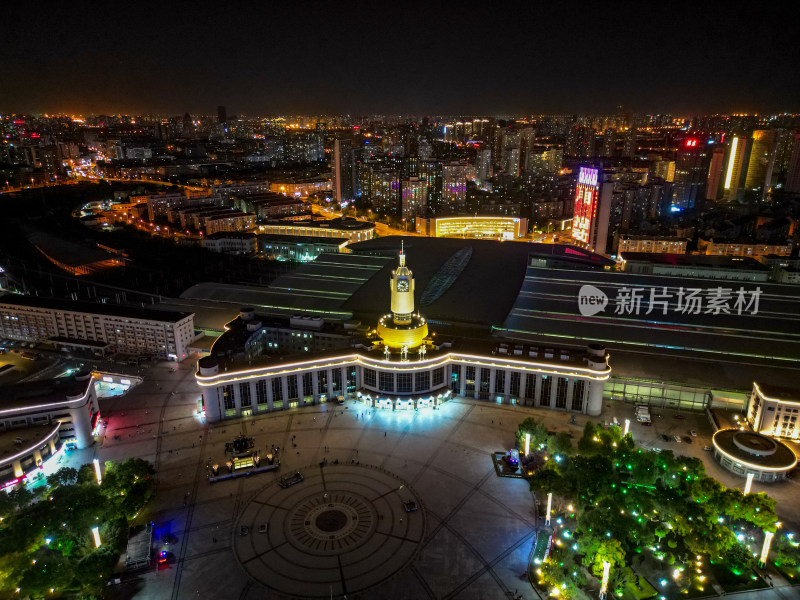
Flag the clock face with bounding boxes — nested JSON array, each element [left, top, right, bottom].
[[396, 279, 409, 292]]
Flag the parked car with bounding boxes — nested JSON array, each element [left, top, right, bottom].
[[674, 435, 681, 443], [653, 447, 662, 453], [240, 526, 249, 536], [403, 500, 418, 513], [279, 471, 304, 488], [690, 430, 697, 437], [703, 446, 713, 451], [661, 434, 670, 442]]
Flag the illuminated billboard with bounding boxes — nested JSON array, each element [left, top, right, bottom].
[[571, 167, 599, 245]]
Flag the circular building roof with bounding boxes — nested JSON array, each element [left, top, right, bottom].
[[712, 429, 797, 472]]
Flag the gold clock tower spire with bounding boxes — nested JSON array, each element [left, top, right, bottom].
[[376, 241, 429, 350]]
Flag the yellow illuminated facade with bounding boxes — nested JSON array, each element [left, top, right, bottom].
[[416, 216, 527, 240], [376, 247, 429, 348]]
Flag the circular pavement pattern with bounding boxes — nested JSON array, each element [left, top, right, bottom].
[[234, 464, 425, 598]]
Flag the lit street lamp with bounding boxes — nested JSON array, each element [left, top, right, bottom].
[[91, 526, 101, 548], [93, 458, 102, 484], [599, 560, 611, 599]]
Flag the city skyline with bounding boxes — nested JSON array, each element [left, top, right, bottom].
[[3, 3, 800, 115]]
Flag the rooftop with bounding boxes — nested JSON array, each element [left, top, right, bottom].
[[261, 217, 375, 231], [0, 294, 193, 324], [712, 429, 797, 470], [204, 232, 256, 240], [0, 373, 93, 414], [620, 252, 769, 270], [0, 423, 60, 466]]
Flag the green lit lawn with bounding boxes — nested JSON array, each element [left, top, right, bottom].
[[622, 575, 657, 600]]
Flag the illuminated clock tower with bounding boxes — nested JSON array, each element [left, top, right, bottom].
[[390, 246, 415, 325], [376, 243, 429, 350]]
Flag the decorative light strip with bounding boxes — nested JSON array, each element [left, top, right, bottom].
[[723, 137, 738, 190], [0, 423, 61, 467], [0, 382, 91, 416], [196, 350, 610, 386], [711, 429, 797, 472], [753, 382, 800, 407]]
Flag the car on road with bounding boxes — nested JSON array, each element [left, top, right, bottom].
[[653, 447, 662, 453], [279, 471, 304, 488], [703, 446, 713, 451], [403, 500, 418, 512], [157, 550, 170, 568]]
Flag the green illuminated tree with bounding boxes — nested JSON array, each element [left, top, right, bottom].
[[591, 538, 626, 577], [724, 542, 756, 573], [516, 417, 549, 451], [577, 421, 598, 456], [548, 431, 574, 456], [46, 466, 79, 488]]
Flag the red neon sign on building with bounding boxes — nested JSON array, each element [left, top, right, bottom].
[[572, 167, 599, 245]]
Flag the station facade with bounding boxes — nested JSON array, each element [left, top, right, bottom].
[[196, 249, 610, 422]]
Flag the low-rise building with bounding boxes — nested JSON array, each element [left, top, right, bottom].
[[202, 232, 258, 254], [416, 216, 528, 239], [0, 294, 195, 360], [258, 235, 349, 260], [204, 211, 256, 235], [617, 235, 688, 255], [618, 253, 770, 282], [257, 217, 374, 244], [698, 239, 793, 258]]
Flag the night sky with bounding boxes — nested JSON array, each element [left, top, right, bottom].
[[2, 2, 799, 115]]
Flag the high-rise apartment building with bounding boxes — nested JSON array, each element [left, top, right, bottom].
[[671, 138, 711, 210], [722, 136, 753, 203], [476, 148, 492, 185], [401, 177, 428, 220], [744, 130, 777, 201], [786, 134, 800, 194], [333, 139, 355, 203], [706, 146, 726, 201], [565, 126, 595, 158], [601, 129, 616, 157], [419, 160, 443, 215], [442, 161, 471, 212]]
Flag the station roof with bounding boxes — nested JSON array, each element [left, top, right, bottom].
[[346, 237, 611, 327], [179, 253, 390, 322], [502, 265, 800, 369]]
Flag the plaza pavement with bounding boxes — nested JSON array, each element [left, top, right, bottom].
[[85, 360, 800, 599]]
